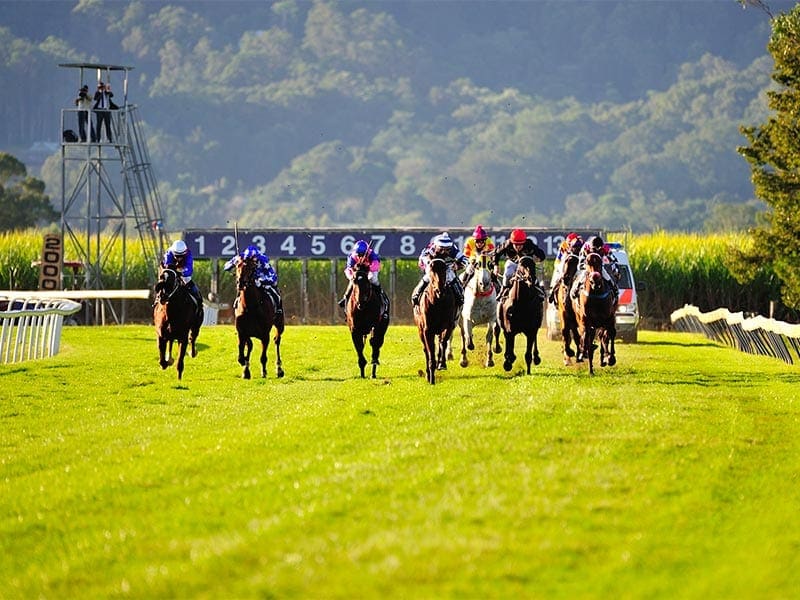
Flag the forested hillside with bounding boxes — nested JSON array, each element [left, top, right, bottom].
[[0, 0, 791, 232]]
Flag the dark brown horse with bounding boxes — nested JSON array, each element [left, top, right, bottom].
[[414, 257, 458, 384], [555, 238, 583, 365], [153, 267, 202, 380], [234, 257, 284, 379], [572, 252, 617, 375], [345, 261, 389, 378], [494, 255, 543, 374]]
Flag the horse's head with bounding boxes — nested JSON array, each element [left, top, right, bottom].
[[155, 268, 179, 303], [236, 257, 258, 291], [428, 258, 448, 295], [352, 266, 374, 309], [516, 255, 537, 281], [584, 253, 609, 295]]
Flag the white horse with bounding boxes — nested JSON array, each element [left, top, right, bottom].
[[459, 254, 499, 368]]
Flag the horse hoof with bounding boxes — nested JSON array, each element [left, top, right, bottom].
[[503, 361, 512, 372], [242, 370, 251, 380], [467, 342, 475, 351], [460, 359, 468, 368], [277, 369, 285, 378], [608, 356, 616, 366], [566, 348, 575, 358], [534, 356, 541, 366]]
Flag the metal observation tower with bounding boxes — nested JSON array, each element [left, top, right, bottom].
[[59, 63, 165, 323]]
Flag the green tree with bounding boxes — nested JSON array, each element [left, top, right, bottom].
[[0, 153, 57, 231], [737, 4, 800, 310]]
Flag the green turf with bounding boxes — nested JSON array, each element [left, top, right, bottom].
[[1, 325, 799, 599]]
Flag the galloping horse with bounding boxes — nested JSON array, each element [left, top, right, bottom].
[[345, 261, 389, 378], [414, 257, 458, 384], [153, 267, 203, 380], [554, 238, 583, 365], [234, 257, 284, 379], [494, 255, 544, 374], [572, 252, 617, 375], [458, 253, 498, 368]]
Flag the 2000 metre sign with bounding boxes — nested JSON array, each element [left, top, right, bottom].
[[183, 229, 600, 259]]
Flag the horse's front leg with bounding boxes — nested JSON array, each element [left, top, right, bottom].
[[273, 329, 284, 378], [369, 325, 387, 379], [190, 322, 201, 358], [239, 337, 252, 379], [259, 338, 268, 378], [423, 331, 437, 384], [459, 317, 469, 368], [484, 322, 495, 368], [158, 336, 170, 370], [352, 330, 368, 378], [437, 331, 451, 371], [503, 332, 516, 372], [175, 339, 188, 380]]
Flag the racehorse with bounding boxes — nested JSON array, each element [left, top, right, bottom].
[[458, 253, 498, 368], [153, 267, 203, 380], [494, 255, 543, 374], [572, 252, 617, 375], [554, 238, 583, 365], [345, 261, 389, 378], [234, 257, 284, 379], [414, 257, 458, 384]]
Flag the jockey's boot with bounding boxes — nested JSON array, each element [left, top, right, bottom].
[[269, 287, 284, 315], [338, 281, 353, 308], [411, 279, 428, 306], [189, 282, 204, 317]]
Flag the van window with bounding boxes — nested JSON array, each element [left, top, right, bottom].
[[612, 264, 632, 289]]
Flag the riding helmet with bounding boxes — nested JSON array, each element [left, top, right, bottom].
[[170, 240, 188, 256], [434, 232, 453, 249], [509, 228, 527, 244], [473, 225, 488, 241], [354, 240, 369, 255]]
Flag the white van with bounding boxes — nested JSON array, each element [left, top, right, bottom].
[[545, 241, 641, 343]]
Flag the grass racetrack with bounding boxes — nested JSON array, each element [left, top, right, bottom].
[[2, 324, 799, 598]]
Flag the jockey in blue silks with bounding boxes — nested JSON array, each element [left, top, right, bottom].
[[224, 244, 283, 314], [162, 239, 204, 315]]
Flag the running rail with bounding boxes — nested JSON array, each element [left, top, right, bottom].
[[0, 296, 82, 364], [670, 304, 800, 365]]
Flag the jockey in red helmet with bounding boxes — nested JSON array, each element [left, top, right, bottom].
[[489, 228, 546, 301]]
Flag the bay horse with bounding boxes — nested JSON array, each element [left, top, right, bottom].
[[153, 267, 202, 380], [554, 238, 583, 365], [345, 261, 389, 378], [234, 257, 284, 380], [572, 252, 617, 375], [494, 255, 543, 374], [458, 253, 498, 368], [414, 257, 458, 384]]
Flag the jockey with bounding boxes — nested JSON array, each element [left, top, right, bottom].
[[490, 228, 546, 301], [162, 239, 204, 317], [461, 224, 500, 289], [571, 235, 619, 299], [548, 232, 583, 303], [411, 231, 469, 307], [337, 240, 389, 319], [223, 244, 283, 315]]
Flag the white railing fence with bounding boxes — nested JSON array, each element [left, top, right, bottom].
[[670, 304, 800, 365], [0, 296, 82, 364]]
